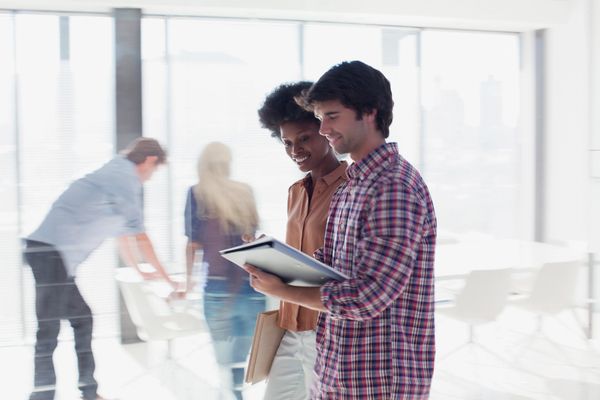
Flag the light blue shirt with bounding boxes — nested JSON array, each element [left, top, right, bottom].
[[28, 156, 145, 276]]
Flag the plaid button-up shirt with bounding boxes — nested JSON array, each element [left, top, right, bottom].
[[313, 143, 436, 399]]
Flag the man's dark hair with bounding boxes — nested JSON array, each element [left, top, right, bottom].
[[258, 81, 318, 140], [302, 60, 394, 138], [121, 137, 167, 165]]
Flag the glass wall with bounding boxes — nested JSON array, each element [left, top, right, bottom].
[[421, 30, 521, 239], [0, 12, 524, 344], [0, 12, 115, 344], [302, 24, 421, 165], [0, 12, 19, 344], [142, 18, 422, 271], [142, 17, 304, 269]]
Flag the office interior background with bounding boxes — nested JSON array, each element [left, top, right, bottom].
[[0, 0, 599, 399]]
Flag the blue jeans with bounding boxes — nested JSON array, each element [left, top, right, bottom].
[[203, 277, 265, 398]]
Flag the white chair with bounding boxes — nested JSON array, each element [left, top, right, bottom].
[[437, 268, 512, 343], [510, 261, 581, 332], [115, 268, 207, 358]]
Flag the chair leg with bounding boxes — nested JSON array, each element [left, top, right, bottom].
[[468, 325, 475, 343], [536, 315, 544, 334], [167, 339, 173, 359], [569, 307, 591, 339]]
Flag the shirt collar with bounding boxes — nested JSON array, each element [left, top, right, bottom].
[[323, 160, 348, 185], [303, 160, 349, 187], [115, 155, 142, 183], [347, 142, 398, 181]]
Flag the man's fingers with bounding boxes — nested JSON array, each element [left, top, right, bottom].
[[243, 263, 260, 275]]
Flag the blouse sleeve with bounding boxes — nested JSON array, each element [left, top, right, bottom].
[[184, 187, 203, 242]]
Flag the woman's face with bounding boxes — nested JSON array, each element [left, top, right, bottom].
[[280, 120, 333, 173]]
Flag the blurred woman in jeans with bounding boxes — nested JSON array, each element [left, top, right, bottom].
[[184, 142, 265, 399]]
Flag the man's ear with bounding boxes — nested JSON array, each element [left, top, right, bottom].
[[364, 109, 377, 122], [144, 155, 159, 166]]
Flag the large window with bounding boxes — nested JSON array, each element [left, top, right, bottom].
[[141, 19, 523, 271], [0, 13, 115, 344], [0, 12, 19, 345], [142, 19, 423, 272], [302, 24, 421, 165], [142, 17, 304, 269], [421, 30, 521, 238], [0, 12, 525, 345]]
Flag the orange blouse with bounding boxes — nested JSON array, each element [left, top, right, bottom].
[[278, 161, 348, 331]]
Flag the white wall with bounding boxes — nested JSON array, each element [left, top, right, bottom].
[[545, 0, 598, 251]]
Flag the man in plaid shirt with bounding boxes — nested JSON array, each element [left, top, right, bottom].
[[245, 60, 436, 399]]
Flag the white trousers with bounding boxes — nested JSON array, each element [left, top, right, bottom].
[[262, 329, 317, 400]]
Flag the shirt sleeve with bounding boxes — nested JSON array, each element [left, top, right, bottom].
[[320, 182, 428, 320], [313, 247, 324, 262], [184, 187, 203, 242]]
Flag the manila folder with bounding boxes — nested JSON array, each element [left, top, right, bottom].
[[245, 310, 285, 384]]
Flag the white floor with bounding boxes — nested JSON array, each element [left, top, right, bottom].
[[2, 308, 599, 400], [431, 308, 600, 400]]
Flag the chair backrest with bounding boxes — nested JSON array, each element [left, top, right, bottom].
[[526, 261, 580, 314], [453, 268, 512, 324]]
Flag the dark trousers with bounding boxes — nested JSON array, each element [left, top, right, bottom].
[[24, 240, 98, 400]]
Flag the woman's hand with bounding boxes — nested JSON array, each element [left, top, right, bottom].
[[241, 233, 266, 243]]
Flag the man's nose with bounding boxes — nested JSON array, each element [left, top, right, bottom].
[[319, 121, 330, 136]]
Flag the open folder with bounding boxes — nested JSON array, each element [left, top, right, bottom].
[[245, 310, 286, 384], [219, 236, 348, 287]]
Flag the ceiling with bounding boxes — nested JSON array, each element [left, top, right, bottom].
[[0, 0, 575, 32]]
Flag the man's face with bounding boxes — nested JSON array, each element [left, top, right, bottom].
[[137, 156, 160, 182], [313, 100, 371, 160], [280, 120, 333, 173]]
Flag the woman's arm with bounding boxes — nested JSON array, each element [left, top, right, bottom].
[[186, 240, 202, 292]]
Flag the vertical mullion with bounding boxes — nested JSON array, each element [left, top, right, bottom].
[[11, 11, 26, 343], [114, 7, 143, 343], [298, 22, 304, 79], [416, 30, 424, 174], [164, 16, 174, 263], [534, 29, 546, 242]]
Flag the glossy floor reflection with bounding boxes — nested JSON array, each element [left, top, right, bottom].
[[431, 307, 600, 400], [2, 308, 599, 399]]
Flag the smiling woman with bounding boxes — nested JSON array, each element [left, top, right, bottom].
[[254, 81, 349, 399]]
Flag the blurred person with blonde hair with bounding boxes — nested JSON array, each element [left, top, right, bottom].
[[184, 142, 265, 399]]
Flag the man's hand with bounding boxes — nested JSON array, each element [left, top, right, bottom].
[[168, 290, 187, 301], [136, 268, 183, 291], [138, 270, 162, 280], [243, 263, 326, 311], [168, 280, 185, 291], [243, 263, 287, 297]]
